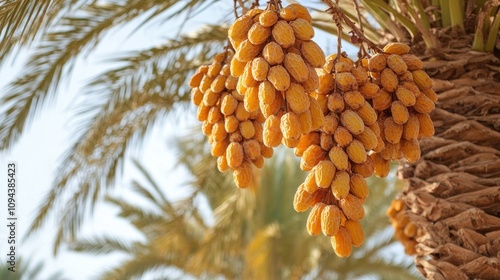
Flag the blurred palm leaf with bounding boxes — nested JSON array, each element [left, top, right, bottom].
[[0, 0, 219, 151], [0, 0, 85, 60], [24, 24, 228, 253], [69, 140, 420, 279], [0, 257, 65, 280]]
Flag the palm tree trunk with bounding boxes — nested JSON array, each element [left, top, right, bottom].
[[400, 42, 500, 279]]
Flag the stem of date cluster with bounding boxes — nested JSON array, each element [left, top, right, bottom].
[[335, 0, 342, 62], [223, 40, 233, 64], [323, 189, 335, 205], [322, 0, 382, 53], [235, 0, 248, 15], [269, 0, 282, 10], [336, 19, 342, 64], [353, 0, 364, 35], [233, 0, 239, 18], [251, 0, 259, 9], [331, 12, 341, 94], [352, 0, 369, 59], [397, 0, 438, 49]]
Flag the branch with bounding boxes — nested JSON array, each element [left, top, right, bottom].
[[321, 0, 382, 53]]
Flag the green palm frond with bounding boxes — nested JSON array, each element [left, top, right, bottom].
[[0, 0, 85, 60], [27, 91, 177, 253], [130, 159, 170, 210], [244, 223, 281, 279], [359, 0, 408, 43], [173, 128, 237, 208], [311, 3, 384, 45], [106, 196, 166, 232], [0, 257, 65, 280], [0, 0, 218, 151], [185, 190, 250, 278], [0, 1, 157, 150], [97, 253, 171, 280], [80, 24, 228, 118], [362, 0, 418, 38], [138, 0, 221, 28], [69, 236, 137, 255], [69, 160, 205, 280]]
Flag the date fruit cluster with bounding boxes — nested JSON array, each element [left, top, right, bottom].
[[387, 198, 421, 255], [228, 3, 326, 149], [367, 43, 436, 177], [189, 2, 436, 258], [293, 54, 380, 257], [190, 51, 274, 188]]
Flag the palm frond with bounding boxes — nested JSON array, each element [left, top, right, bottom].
[[172, 127, 236, 208], [0, 0, 85, 60], [0, 0, 194, 151], [0, 0, 51, 39], [311, 3, 383, 45], [68, 236, 136, 255], [243, 223, 281, 279], [130, 159, 171, 211], [98, 253, 170, 280], [256, 148, 307, 227], [184, 190, 249, 278], [357, 0, 408, 43], [361, 0, 418, 38], [362, 175, 400, 238], [27, 90, 176, 253], [93, 208, 203, 279], [79, 231, 199, 280], [136, 0, 220, 29], [66, 157, 213, 277], [79, 24, 228, 119], [0, 257, 65, 280], [106, 196, 166, 232]]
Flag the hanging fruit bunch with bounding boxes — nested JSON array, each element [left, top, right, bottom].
[[293, 53, 380, 257], [189, 0, 436, 259], [363, 43, 436, 255], [228, 2, 326, 149], [387, 198, 422, 255], [189, 50, 274, 188], [366, 43, 436, 177]]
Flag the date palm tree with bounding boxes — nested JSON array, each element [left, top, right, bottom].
[[313, 1, 499, 279], [1, 1, 499, 279], [68, 144, 418, 279]]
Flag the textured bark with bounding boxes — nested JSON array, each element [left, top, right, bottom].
[[399, 44, 500, 279]]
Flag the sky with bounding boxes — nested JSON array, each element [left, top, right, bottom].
[[0, 1, 404, 279]]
